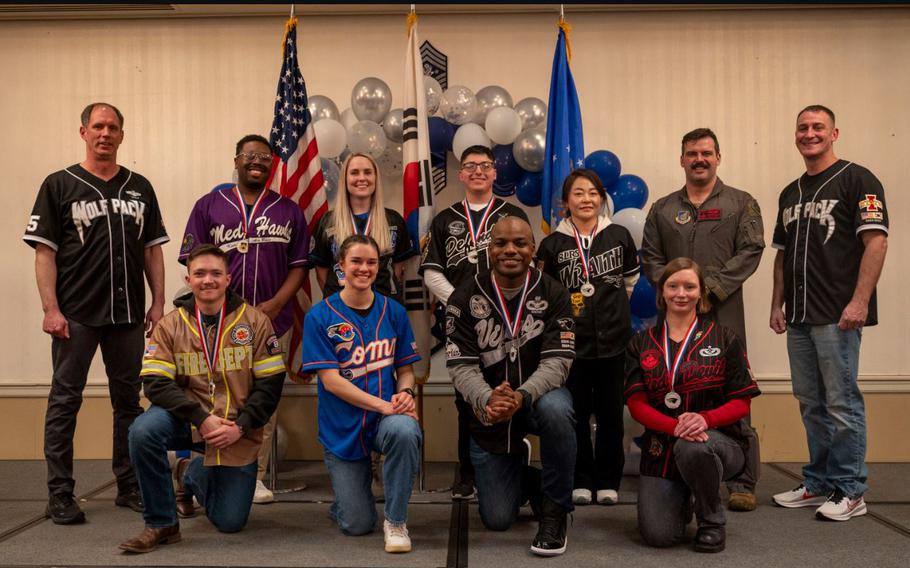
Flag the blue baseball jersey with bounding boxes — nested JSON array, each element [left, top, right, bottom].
[[301, 292, 420, 460]]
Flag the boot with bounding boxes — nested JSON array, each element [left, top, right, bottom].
[[173, 458, 195, 518], [530, 496, 569, 556]]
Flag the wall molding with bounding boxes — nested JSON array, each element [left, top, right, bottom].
[[3, 374, 910, 398]]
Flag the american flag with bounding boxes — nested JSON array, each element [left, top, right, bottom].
[[266, 16, 325, 380]]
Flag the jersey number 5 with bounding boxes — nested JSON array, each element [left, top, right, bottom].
[[26, 215, 39, 232]]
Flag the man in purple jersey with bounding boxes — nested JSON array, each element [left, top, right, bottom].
[[179, 134, 309, 503]]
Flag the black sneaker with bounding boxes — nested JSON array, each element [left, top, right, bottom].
[[115, 486, 144, 513], [530, 497, 568, 556], [46, 493, 86, 525], [451, 478, 475, 500]]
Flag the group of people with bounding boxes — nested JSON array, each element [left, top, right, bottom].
[[22, 102, 887, 557]]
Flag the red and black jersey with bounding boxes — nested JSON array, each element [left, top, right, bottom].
[[624, 316, 760, 480]]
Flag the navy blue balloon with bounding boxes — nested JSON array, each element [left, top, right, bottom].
[[630, 314, 648, 334], [431, 151, 447, 171], [516, 171, 542, 207], [630, 276, 658, 319], [428, 117, 455, 155], [492, 182, 515, 197], [492, 144, 523, 188], [584, 150, 622, 188], [609, 174, 649, 212]]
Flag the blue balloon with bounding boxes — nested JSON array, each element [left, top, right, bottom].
[[211, 182, 234, 193], [609, 174, 649, 212], [428, 117, 455, 155], [492, 144, 523, 187], [630, 314, 648, 334], [516, 171, 543, 207], [630, 276, 658, 319], [431, 151, 447, 171], [584, 150, 622, 188]]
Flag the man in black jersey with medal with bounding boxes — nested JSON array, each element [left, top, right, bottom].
[[445, 216, 576, 556], [421, 145, 529, 500], [770, 105, 888, 522]]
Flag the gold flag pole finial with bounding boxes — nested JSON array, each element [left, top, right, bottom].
[[558, 4, 572, 63], [407, 4, 417, 35]]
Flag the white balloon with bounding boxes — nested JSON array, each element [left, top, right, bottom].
[[512, 127, 547, 172], [340, 108, 358, 131], [452, 123, 491, 161], [485, 107, 523, 145], [351, 77, 393, 123], [313, 119, 347, 159], [381, 108, 404, 143], [475, 85, 513, 123], [439, 85, 477, 126], [605, 194, 614, 218], [308, 95, 339, 122], [611, 207, 647, 249], [424, 75, 443, 115], [347, 120, 387, 159], [515, 97, 548, 131]]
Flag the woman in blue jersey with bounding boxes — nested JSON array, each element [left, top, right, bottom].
[[300, 234, 422, 554]]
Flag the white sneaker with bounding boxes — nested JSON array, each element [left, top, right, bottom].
[[815, 489, 867, 521], [253, 479, 274, 504], [772, 483, 828, 508], [383, 519, 411, 553], [596, 489, 619, 505], [571, 488, 592, 505]]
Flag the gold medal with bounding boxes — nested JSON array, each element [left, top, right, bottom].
[[237, 240, 249, 254]]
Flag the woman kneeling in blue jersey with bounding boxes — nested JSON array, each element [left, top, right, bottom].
[[301, 234, 422, 553]]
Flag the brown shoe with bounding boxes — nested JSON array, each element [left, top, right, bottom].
[[119, 524, 181, 553], [728, 491, 757, 512], [173, 458, 195, 518]]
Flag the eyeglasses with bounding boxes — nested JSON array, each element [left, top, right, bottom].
[[460, 161, 494, 173], [235, 152, 273, 163]]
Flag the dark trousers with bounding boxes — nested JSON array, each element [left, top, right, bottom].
[[455, 396, 475, 482], [45, 320, 144, 496], [566, 355, 625, 492], [727, 415, 760, 494]]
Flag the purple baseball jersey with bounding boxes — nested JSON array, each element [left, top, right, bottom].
[[179, 186, 310, 336]]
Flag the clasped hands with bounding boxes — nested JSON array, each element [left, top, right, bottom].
[[200, 415, 244, 449], [385, 391, 418, 420], [673, 412, 709, 443], [484, 381, 523, 424]]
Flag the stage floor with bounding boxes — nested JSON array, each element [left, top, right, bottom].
[[1, 460, 908, 567]]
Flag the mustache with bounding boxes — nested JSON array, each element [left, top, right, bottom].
[[691, 162, 710, 169]]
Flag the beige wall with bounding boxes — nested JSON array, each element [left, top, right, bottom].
[[1, 6, 908, 458]]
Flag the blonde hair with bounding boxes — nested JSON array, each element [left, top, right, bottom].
[[330, 153, 392, 254]]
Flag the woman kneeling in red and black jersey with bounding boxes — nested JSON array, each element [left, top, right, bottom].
[[624, 257, 760, 553]]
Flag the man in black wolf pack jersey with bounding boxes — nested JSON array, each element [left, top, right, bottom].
[[770, 105, 888, 522], [421, 145, 529, 500], [23, 103, 169, 525], [445, 216, 576, 556]]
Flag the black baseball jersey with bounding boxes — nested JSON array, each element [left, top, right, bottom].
[[624, 317, 760, 480], [419, 198, 529, 287], [772, 160, 889, 326], [537, 217, 639, 359], [23, 164, 169, 326], [445, 268, 575, 454], [309, 208, 414, 302]]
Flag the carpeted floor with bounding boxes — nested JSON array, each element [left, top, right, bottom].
[[1, 460, 908, 567]]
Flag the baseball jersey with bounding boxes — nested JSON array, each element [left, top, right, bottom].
[[445, 268, 576, 454], [537, 216, 640, 359], [23, 164, 169, 326], [309, 208, 414, 302], [420, 198, 529, 287], [624, 317, 760, 480], [178, 186, 310, 336], [301, 293, 420, 460], [772, 160, 889, 326]]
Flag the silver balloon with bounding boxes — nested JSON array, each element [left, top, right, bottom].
[[340, 108, 358, 131], [475, 85, 513, 123], [347, 120, 387, 159], [308, 95, 339, 122], [377, 142, 403, 178], [439, 85, 477, 126], [424, 75, 443, 115], [512, 127, 547, 172], [351, 77, 393, 123], [321, 158, 341, 205], [381, 108, 404, 143], [515, 97, 548, 131]]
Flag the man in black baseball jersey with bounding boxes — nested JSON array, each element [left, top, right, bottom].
[[770, 105, 888, 522], [421, 145, 529, 500], [641, 128, 765, 511], [446, 216, 576, 556], [23, 103, 169, 524]]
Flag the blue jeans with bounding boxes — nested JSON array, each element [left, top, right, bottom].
[[324, 414, 422, 535], [128, 405, 257, 532], [470, 387, 576, 531], [787, 324, 867, 498]]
